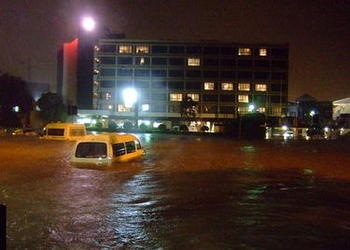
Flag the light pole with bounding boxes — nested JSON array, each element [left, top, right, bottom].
[[122, 88, 138, 129]]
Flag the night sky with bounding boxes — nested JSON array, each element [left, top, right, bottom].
[[0, 0, 349, 101]]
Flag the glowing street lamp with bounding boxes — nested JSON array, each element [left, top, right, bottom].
[[248, 103, 255, 112], [81, 16, 96, 32]]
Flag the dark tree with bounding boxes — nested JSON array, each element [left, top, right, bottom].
[[180, 97, 198, 119], [0, 73, 33, 127], [37, 92, 66, 123]]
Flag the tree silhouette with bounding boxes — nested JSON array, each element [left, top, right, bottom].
[[0, 73, 33, 127], [180, 96, 198, 119], [37, 92, 66, 123]]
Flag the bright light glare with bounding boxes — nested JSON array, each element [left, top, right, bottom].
[[248, 104, 255, 112], [81, 17, 96, 32], [122, 88, 138, 108]]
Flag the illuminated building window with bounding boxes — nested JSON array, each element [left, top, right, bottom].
[[170, 93, 183, 101], [136, 45, 149, 53], [105, 92, 112, 100], [118, 104, 131, 112], [257, 107, 266, 113], [238, 48, 251, 56], [238, 106, 249, 114], [140, 57, 145, 65], [259, 48, 267, 56], [238, 95, 249, 103], [141, 104, 150, 111], [204, 82, 215, 90], [187, 93, 200, 102], [119, 45, 132, 53], [255, 84, 267, 91], [187, 58, 201, 66], [238, 83, 250, 91], [221, 82, 234, 91]]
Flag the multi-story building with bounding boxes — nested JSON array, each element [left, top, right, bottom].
[[59, 37, 289, 131]]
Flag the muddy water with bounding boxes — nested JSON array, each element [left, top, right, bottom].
[[1, 134, 350, 249]]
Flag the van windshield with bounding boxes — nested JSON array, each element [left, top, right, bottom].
[[75, 142, 107, 158]]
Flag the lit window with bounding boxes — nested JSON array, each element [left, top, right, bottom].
[[204, 82, 215, 90], [142, 104, 150, 111], [238, 106, 249, 114], [119, 45, 132, 53], [255, 84, 267, 91], [140, 57, 145, 65], [238, 95, 249, 103], [257, 107, 266, 113], [118, 104, 131, 112], [238, 83, 250, 91], [136, 45, 149, 53], [187, 58, 201, 66], [259, 48, 267, 56], [221, 82, 234, 91], [170, 93, 183, 101], [105, 92, 112, 100], [187, 93, 200, 102], [238, 48, 251, 56]]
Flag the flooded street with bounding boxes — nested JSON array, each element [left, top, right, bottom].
[[1, 134, 350, 249]]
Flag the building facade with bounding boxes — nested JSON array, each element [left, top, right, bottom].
[[60, 38, 289, 131]]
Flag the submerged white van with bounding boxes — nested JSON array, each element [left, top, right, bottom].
[[71, 133, 145, 165], [42, 123, 86, 141]]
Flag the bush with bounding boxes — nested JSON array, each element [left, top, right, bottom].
[[158, 123, 167, 132], [123, 121, 133, 130]]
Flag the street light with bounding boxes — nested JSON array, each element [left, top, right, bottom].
[[81, 16, 96, 32], [122, 88, 138, 128]]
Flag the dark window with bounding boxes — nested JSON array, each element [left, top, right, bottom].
[[75, 142, 107, 158], [203, 58, 218, 66], [100, 68, 115, 76], [117, 57, 133, 65], [221, 59, 235, 67], [152, 81, 166, 88], [47, 128, 64, 136], [238, 71, 252, 79], [113, 143, 126, 156], [221, 47, 235, 55], [254, 95, 267, 103], [203, 71, 218, 78], [238, 60, 252, 67], [220, 94, 235, 102], [100, 80, 115, 88], [270, 96, 282, 103], [220, 106, 234, 114], [186, 46, 202, 54], [203, 94, 218, 102], [220, 71, 235, 78], [134, 81, 149, 88], [152, 70, 167, 77], [254, 72, 269, 79], [169, 46, 185, 54], [203, 47, 219, 54], [117, 69, 133, 76], [186, 70, 201, 78], [151, 93, 167, 100], [100, 45, 116, 53], [271, 84, 287, 92], [169, 70, 184, 77], [169, 58, 185, 65], [100, 57, 116, 64], [168, 81, 184, 89], [125, 141, 136, 153], [186, 81, 202, 90], [152, 57, 167, 65], [135, 69, 150, 77], [254, 60, 270, 68], [152, 104, 167, 112], [271, 60, 288, 68], [152, 45, 168, 54], [271, 72, 288, 80]]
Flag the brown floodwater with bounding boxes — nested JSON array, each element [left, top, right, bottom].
[[0, 134, 350, 249]]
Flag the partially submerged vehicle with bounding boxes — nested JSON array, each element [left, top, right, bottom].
[[42, 123, 86, 141], [71, 133, 145, 165]]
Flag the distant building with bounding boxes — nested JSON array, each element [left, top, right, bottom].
[[287, 94, 333, 127], [333, 97, 350, 128], [58, 35, 289, 131]]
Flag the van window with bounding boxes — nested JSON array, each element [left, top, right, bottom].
[[113, 143, 126, 156], [70, 128, 85, 136], [135, 140, 142, 150], [47, 128, 64, 136], [75, 142, 107, 158], [125, 141, 136, 153]]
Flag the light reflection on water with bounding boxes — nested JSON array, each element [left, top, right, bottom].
[[0, 135, 350, 249]]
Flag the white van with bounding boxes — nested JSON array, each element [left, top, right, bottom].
[[42, 123, 86, 141], [71, 133, 145, 165]]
